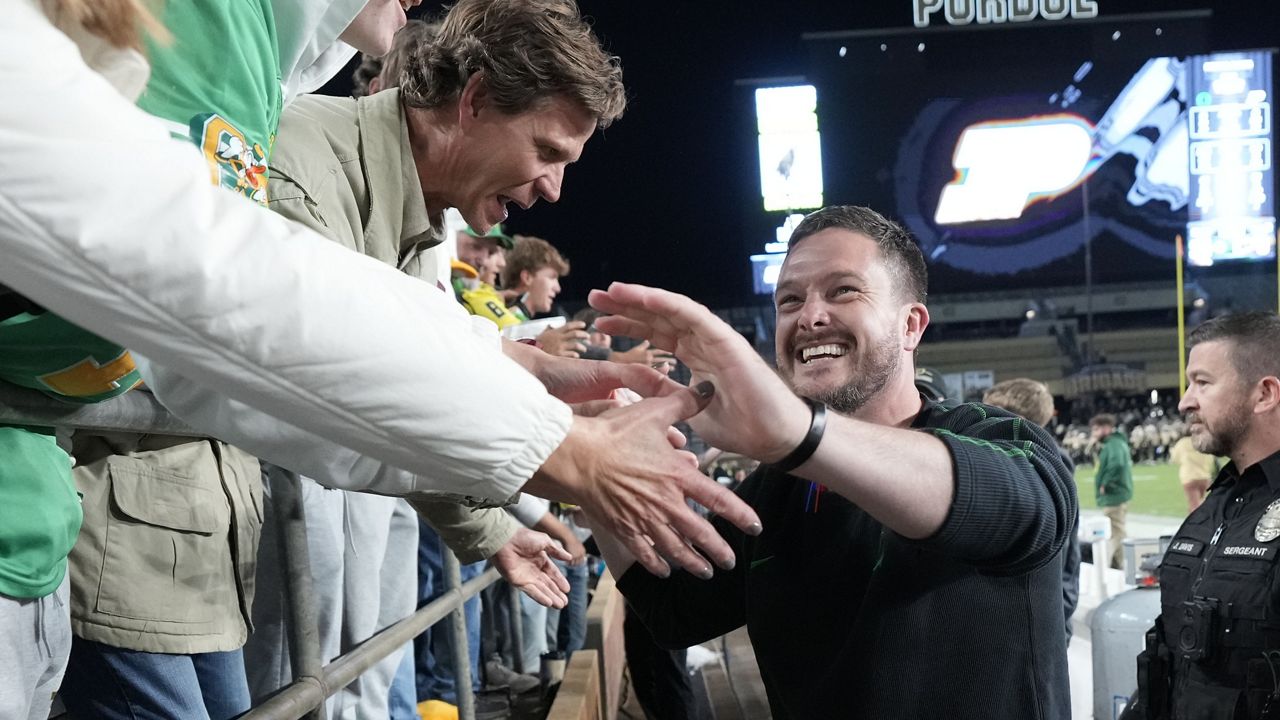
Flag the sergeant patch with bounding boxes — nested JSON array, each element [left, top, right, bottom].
[[1255, 499, 1280, 543], [1219, 545, 1278, 561]]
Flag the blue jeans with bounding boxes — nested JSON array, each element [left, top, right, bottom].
[[415, 523, 483, 704], [545, 559, 589, 655], [60, 637, 250, 720], [518, 591, 548, 673], [388, 640, 417, 720]]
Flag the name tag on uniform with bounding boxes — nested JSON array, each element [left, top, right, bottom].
[[1218, 545, 1278, 560], [1167, 539, 1204, 557]]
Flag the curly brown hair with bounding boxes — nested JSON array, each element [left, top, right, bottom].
[[399, 0, 625, 127]]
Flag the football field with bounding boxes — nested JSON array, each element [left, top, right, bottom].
[[1074, 462, 1189, 518]]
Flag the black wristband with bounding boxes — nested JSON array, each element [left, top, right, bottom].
[[770, 398, 827, 474]]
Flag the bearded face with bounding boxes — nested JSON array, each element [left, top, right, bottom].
[[774, 230, 908, 415], [1180, 340, 1254, 459]]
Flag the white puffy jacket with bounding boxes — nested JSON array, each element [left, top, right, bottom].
[[0, 0, 572, 502]]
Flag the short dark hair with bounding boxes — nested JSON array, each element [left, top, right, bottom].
[[1188, 311, 1280, 385], [788, 205, 928, 303], [1090, 413, 1117, 428], [400, 0, 626, 127]]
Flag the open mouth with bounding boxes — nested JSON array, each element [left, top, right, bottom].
[[498, 193, 533, 210], [797, 343, 849, 364], [491, 195, 513, 223]]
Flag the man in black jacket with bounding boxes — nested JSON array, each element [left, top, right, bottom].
[[1126, 312, 1280, 720], [587, 205, 1077, 719]]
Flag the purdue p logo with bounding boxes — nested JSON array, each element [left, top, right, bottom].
[[934, 116, 1095, 225]]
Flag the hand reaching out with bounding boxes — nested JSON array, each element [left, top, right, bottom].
[[527, 382, 761, 579], [526, 351, 684, 405], [610, 340, 677, 374], [492, 527, 573, 608], [590, 282, 809, 463], [537, 321, 589, 358]]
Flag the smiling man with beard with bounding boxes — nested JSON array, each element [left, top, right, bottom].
[[1125, 312, 1280, 720], [586, 205, 1077, 719]]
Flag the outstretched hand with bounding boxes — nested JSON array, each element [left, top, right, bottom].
[[589, 282, 809, 463], [610, 340, 677, 374], [492, 527, 573, 609], [537, 321, 589, 358], [532, 351, 684, 404], [529, 382, 761, 579]]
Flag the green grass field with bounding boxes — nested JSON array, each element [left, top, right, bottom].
[[1074, 462, 1189, 518]]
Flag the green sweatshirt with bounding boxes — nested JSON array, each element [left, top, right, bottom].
[[138, 0, 281, 204], [0, 427, 80, 598], [0, 311, 140, 599], [1095, 432, 1134, 507]]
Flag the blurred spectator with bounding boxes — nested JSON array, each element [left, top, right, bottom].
[[503, 236, 570, 321], [914, 367, 949, 403], [1059, 397, 1188, 468], [351, 18, 438, 99], [1169, 435, 1218, 513], [1091, 413, 1134, 569], [457, 225, 514, 288], [496, 236, 590, 358]]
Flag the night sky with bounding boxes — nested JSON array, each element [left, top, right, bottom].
[[320, 0, 1278, 309]]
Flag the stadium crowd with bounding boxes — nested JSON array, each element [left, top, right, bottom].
[[1059, 402, 1188, 468]]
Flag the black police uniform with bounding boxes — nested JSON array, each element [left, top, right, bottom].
[[1131, 449, 1280, 719]]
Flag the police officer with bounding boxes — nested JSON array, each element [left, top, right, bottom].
[[1126, 312, 1280, 719]]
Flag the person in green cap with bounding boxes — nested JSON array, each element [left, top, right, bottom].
[[453, 224, 520, 328], [458, 225, 516, 282]]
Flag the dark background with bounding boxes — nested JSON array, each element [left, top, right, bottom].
[[320, 1, 1279, 308]]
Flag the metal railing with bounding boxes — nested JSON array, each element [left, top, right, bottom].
[[0, 383, 519, 720]]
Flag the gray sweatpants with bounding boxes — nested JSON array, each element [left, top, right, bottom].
[[0, 574, 70, 720], [244, 466, 417, 719]]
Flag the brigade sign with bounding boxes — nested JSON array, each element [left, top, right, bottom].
[[914, 0, 1099, 28]]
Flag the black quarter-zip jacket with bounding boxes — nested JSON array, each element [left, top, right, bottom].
[[618, 400, 1076, 719]]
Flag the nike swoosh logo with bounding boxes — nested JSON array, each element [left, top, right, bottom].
[[750, 555, 774, 570]]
